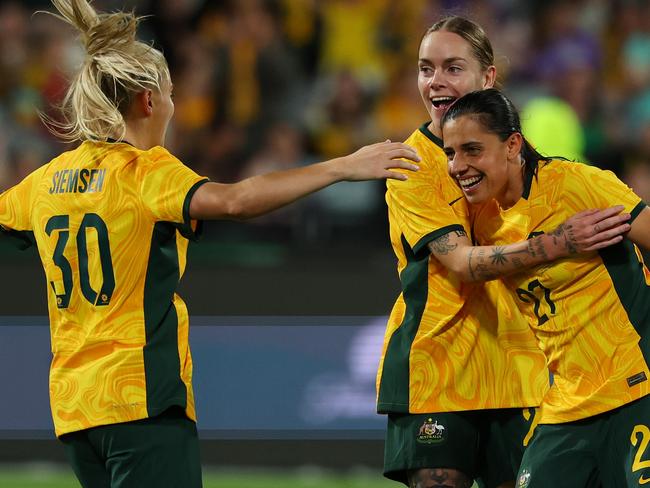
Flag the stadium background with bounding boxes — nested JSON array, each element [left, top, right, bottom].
[[1, 0, 650, 486]]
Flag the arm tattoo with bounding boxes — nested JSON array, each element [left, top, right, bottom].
[[490, 246, 507, 265], [531, 235, 549, 260], [469, 246, 530, 281], [468, 247, 476, 281], [550, 223, 578, 255], [430, 233, 458, 255]]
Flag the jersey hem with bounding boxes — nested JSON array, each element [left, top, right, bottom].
[[378, 401, 545, 414], [54, 396, 194, 438]]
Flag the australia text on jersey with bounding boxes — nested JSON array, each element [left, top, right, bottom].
[[49, 168, 107, 194]]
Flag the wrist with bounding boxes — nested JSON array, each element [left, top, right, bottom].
[[325, 156, 347, 182], [541, 233, 564, 261]]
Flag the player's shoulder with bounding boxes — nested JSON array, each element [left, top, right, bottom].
[[398, 124, 447, 175], [137, 145, 186, 171], [540, 158, 619, 188]]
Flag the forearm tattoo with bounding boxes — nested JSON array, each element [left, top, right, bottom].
[[527, 236, 549, 260], [469, 245, 529, 281], [408, 468, 473, 488], [430, 230, 466, 255], [550, 223, 578, 255]]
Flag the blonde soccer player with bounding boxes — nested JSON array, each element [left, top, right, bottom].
[[0, 1, 422, 487]]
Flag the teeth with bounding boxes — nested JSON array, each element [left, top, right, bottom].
[[459, 175, 482, 188], [431, 96, 454, 103]]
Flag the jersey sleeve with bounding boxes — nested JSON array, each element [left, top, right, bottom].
[[561, 162, 645, 222], [0, 166, 46, 248], [140, 148, 209, 240], [386, 161, 467, 256]]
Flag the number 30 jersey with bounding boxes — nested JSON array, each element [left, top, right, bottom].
[[471, 159, 650, 424], [0, 141, 208, 436]]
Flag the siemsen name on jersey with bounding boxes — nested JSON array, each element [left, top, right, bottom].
[[49, 168, 107, 194]]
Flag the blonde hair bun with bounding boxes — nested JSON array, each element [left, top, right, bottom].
[[42, 0, 169, 142]]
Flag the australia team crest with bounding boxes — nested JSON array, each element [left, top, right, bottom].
[[518, 469, 531, 488], [416, 418, 446, 444]]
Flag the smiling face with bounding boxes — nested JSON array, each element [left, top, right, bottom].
[[443, 114, 524, 208], [418, 30, 496, 138]]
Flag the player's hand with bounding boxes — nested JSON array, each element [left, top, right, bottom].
[[549, 205, 631, 256], [338, 140, 420, 181]]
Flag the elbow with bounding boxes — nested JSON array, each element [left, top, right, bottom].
[[208, 186, 256, 220], [221, 199, 253, 220], [454, 267, 477, 283], [445, 260, 478, 283]]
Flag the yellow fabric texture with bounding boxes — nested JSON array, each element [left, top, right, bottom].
[[472, 159, 650, 423], [0, 141, 207, 436], [377, 127, 548, 414]]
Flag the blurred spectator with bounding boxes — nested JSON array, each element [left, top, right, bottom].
[[521, 97, 586, 162], [1, 0, 650, 248], [318, 0, 389, 90]]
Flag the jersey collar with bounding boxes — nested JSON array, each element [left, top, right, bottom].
[[418, 122, 444, 149]]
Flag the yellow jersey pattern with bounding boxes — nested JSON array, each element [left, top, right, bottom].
[[377, 124, 548, 414], [471, 159, 650, 424], [0, 141, 208, 436]]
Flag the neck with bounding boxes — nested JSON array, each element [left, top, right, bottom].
[[427, 119, 442, 139], [122, 124, 153, 150], [122, 115, 164, 150], [496, 159, 525, 210]]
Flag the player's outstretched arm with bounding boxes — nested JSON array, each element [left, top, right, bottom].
[[189, 141, 420, 220], [429, 206, 631, 282]]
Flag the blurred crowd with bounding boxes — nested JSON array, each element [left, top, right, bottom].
[[1, 0, 650, 244]]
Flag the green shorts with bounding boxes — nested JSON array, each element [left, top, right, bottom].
[[517, 395, 650, 488], [60, 407, 202, 488], [384, 408, 536, 487]]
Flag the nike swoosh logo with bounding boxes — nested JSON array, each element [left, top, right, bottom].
[[640, 475, 650, 484]]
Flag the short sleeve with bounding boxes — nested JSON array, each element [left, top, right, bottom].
[[386, 161, 467, 257], [0, 166, 45, 248], [561, 163, 645, 223], [140, 148, 209, 240]]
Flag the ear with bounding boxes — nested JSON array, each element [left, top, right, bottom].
[[144, 89, 153, 116], [133, 89, 154, 116], [507, 132, 524, 160], [483, 65, 497, 89]]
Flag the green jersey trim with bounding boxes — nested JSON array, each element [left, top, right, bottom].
[[178, 178, 210, 241], [599, 239, 650, 364], [377, 234, 430, 413], [418, 122, 444, 149], [630, 201, 647, 222], [413, 224, 466, 258], [143, 222, 188, 417]]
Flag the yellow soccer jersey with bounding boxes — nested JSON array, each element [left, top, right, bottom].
[[0, 141, 208, 436], [376, 123, 548, 414], [471, 159, 650, 424]]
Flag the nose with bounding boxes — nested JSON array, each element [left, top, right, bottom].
[[448, 154, 467, 178], [429, 69, 445, 89]]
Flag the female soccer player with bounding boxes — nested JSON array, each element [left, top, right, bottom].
[[442, 87, 650, 487], [0, 1, 422, 487], [377, 17, 630, 488]]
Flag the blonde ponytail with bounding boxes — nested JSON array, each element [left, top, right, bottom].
[[42, 0, 170, 142]]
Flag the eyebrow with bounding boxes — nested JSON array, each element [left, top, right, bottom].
[[419, 56, 468, 65], [461, 141, 482, 149]]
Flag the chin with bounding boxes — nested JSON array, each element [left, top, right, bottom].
[[464, 193, 486, 206]]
